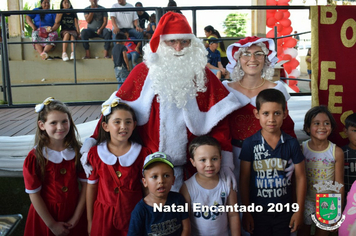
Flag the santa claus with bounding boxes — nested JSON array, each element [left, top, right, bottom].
[[81, 12, 242, 191]]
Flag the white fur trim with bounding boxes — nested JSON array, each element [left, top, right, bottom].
[[78, 178, 87, 183], [80, 137, 97, 154], [25, 185, 42, 194], [183, 92, 242, 135], [275, 81, 291, 101], [171, 166, 183, 192], [160, 34, 194, 41], [97, 141, 142, 167], [222, 80, 290, 108], [222, 81, 250, 107], [221, 150, 234, 169], [88, 179, 98, 184], [159, 102, 187, 166], [119, 76, 155, 126]]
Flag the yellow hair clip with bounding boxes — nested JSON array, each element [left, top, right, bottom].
[[101, 98, 121, 116], [35, 97, 54, 113]]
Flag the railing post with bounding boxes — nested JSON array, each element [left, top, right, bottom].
[[1, 14, 12, 106], [73, 41, 77, 84], [192, 10, 197, 36], [1, 35, 6, 103]]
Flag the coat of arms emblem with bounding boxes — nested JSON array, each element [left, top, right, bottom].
[[311, 181, 345, 230]]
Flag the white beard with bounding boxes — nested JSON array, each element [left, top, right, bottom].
[[143, 37, 208, 108]]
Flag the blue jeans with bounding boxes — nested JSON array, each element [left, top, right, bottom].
[[127, 51, 140, 68], [114, 66, 129, 90], [113, 28, 143, 40]]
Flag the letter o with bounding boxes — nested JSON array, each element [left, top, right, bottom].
[[341, 18, 356, 48], [255, 205, 263, 212]]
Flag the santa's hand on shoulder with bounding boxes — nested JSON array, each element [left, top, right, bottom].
[[80, 137, 96, 177]]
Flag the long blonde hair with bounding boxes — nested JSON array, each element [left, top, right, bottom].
[[35, 100, 82, 181]]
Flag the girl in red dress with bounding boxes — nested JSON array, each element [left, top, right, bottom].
[[86, 98, 151, 236], [23, 97, 87, 236]]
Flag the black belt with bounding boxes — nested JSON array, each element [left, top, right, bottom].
[[231, 139, 244, 148]]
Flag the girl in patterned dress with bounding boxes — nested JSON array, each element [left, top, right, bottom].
[[299, 106, 344, 236], [86, 97, 151, 236], [23, 97, 87, 236]]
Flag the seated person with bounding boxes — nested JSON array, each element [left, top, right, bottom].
[[206, 37, 229, 80], [25, 0, 58, 60], [123, 29, 140, 69], [135, 2, 149, 29], [145, 13, 156, 39], [110, 0, 143, 53], [80, 0, 112, 59]]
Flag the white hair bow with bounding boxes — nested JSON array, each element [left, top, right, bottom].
[[35, 97, 54, 113], [101, 91, 121, 116]]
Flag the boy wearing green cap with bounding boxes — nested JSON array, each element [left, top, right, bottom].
[[128, 152, 191, 236]]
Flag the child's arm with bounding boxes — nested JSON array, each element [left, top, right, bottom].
[[179, 184, 191, 235], [239, 160, 254, 234], [179, 183, 191, 214], [123, 51, 131, 72], [75, 17, 80, 37], [111, 16, 120, 35], [29, 192, 71, 235], [181, 218, 191, 236], [51, 13, 62, 32], [334, 146, 345, 205], [67, 181, 87, 229], [227, 188, 241, 236], [86, 183, 98, 235], [146, 24, 151, 33], [289, 160, 306, 233]]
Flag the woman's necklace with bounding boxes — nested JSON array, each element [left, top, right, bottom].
[[238, 78, 266, 90]]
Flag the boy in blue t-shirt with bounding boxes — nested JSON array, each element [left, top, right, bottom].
[[206, 37, 228, 80], [112, 32, 130, 90], [128, 152, 190, 236], [343, 112, 356, 195], [239, 89, 306, 236]]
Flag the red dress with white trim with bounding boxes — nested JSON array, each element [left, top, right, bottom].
[[87, 142, 151, 236], [23, 147, 87, 236]]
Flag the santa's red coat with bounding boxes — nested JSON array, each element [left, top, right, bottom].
[[92, 63, 242, 185]]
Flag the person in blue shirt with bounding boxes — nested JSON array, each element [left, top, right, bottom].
[[239, 89, 306, 236], [206, 37, 229, 80], [128, 152, 191, 236], [25, 0, 58, 60]]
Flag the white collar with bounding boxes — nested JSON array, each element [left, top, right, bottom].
[[97, 141, 142, 166], [41, 147, 75, 163], [222, 80, 290, 107]]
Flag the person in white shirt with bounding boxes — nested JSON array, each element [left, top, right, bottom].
[[110, 0, 143, 53]]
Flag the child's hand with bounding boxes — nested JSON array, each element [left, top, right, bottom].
[[87, 220, 92, 235], [242, 212, 254, 234], [289, 211, 303, 233], [66, 216, 78, 230], [49, 221, 71, 236]]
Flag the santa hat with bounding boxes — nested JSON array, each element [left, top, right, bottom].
[[149, 12, 194, 54], [226, 36, 278, 74]]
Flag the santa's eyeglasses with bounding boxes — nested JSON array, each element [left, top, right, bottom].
[[164, 39, 191, 47]]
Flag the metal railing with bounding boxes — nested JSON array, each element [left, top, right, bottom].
[[0, 5, 311, 107]]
